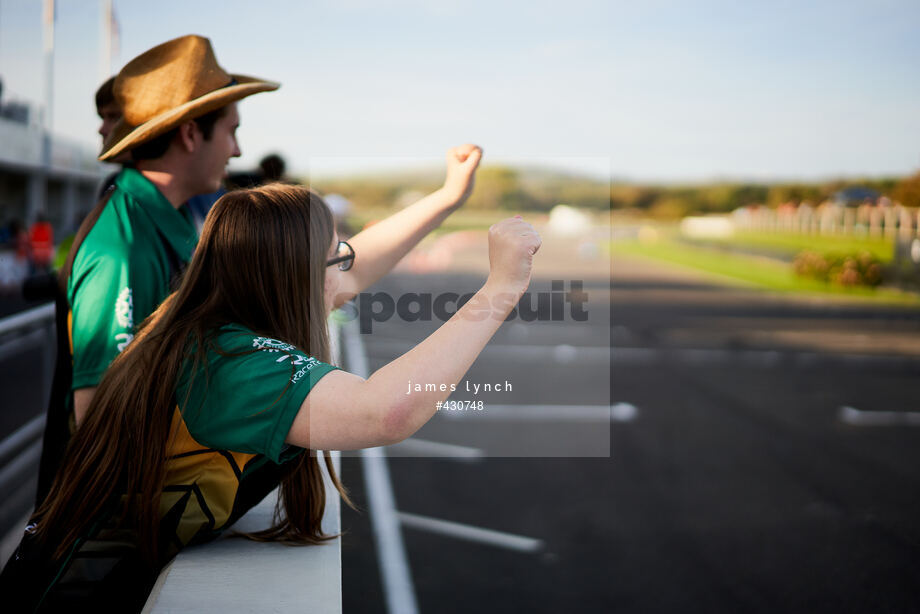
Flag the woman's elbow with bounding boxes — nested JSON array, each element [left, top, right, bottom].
[[378, 396, 418, 446]]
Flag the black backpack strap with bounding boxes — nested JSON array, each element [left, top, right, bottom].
[[35, 188, 114, 506], [35, 190, 189, 507]]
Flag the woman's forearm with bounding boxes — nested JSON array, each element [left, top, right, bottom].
[[364, 279, 517, 441]]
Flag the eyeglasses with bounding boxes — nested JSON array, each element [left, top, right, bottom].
[[326, 240, 355, 271]]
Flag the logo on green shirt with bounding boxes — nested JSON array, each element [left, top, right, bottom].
[[115, 287, 135, 352], [252, 336, 321, 383], [251, 337, 295, 353], [115, 287, 134, 328]]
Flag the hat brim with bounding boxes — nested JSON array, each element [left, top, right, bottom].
[[99, 74, 279, 161]]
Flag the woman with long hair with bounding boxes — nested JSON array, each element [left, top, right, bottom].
[[1, 181, 541, 611]]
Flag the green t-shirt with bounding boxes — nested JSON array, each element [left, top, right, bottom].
[[68, 167, 198, 390], [176, 323, 339, 464]]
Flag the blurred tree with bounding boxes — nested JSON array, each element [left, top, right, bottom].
[[310, 168, 913, 215], [733, 184, 769, 209], [893, 171, 920, 208], [697, 184, 740, 212], [465, 167, 523, 209], [766, 184, 822, 207], [649, 196, 691, 219], [609, 184, 657, 209]]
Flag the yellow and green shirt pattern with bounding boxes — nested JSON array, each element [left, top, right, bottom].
[[163, 324, 338, 549]]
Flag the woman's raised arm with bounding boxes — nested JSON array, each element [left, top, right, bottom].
[[286, 216, 540, 451], [330, 145, 482, 309]]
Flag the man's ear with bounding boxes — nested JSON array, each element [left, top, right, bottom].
[[177, 120, 200, 153]]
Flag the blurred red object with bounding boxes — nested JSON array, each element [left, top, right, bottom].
[[29, 220, 54, 268]]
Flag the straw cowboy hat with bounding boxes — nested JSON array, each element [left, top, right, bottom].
[[99, 34, 279, 161]]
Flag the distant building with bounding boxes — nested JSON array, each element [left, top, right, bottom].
[[0, 103, 107, 238], [832, 186, 880, 207]]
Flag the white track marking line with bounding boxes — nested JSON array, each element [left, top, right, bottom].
[[343, 319, 419, 614], [611, 402, 640, 422], [369, 340, 920, 368], [838, 406, 920, 426], [367, 340, 609, 364], [397, 512, 544, 553], [612, 347, 920, 368], [387, 438, 485, 460], [437, 404, 637, 423]]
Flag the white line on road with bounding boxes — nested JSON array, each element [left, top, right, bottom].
[[611, 402, 640, 422], [437, 404, 638, 423], [387, 438, 485, 460], [612, 347, 920, 368], [838, 406, 920, 426], [368, 340, 920, 368], [614, 347, 780, 366], [397, 511, 544, 553], [343, 319, 419, 614], [367, 340, 610, 364]]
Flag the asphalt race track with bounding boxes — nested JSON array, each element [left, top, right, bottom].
[[341, 260, 920, 613]]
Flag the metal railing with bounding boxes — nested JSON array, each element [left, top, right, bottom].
[[0, 303, 56, 398], [0, 302, 55, 554]]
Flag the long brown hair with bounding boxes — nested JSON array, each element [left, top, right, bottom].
[[33, 183, 350, 563]]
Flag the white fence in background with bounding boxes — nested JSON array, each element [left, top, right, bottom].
[[733, 202, 920, 240]]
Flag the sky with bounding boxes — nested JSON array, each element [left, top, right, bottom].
[[0, 0, 918, 183]]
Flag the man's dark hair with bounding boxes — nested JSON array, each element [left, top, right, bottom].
[[95, 77, 116, 112], [130, 106, 228, 162]]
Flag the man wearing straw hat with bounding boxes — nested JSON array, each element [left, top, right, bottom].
[[35, 34, 279, 502]]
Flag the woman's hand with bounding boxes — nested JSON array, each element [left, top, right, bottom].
[[331, 143, 484, 307], [486, 216, 542, 297], [441, 144, 483, 206]]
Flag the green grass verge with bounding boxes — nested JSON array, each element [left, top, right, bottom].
[[610, 238, 920, 305], [699, 230, 896, 262], [347, 208, 506, 236]]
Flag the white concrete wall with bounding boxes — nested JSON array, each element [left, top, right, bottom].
[[143, 454, 343, 614]]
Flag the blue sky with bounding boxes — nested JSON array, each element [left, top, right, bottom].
[[0, 0, 918, 182]]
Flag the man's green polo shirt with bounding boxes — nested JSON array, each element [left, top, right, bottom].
[[68, 167, 198, 390]]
